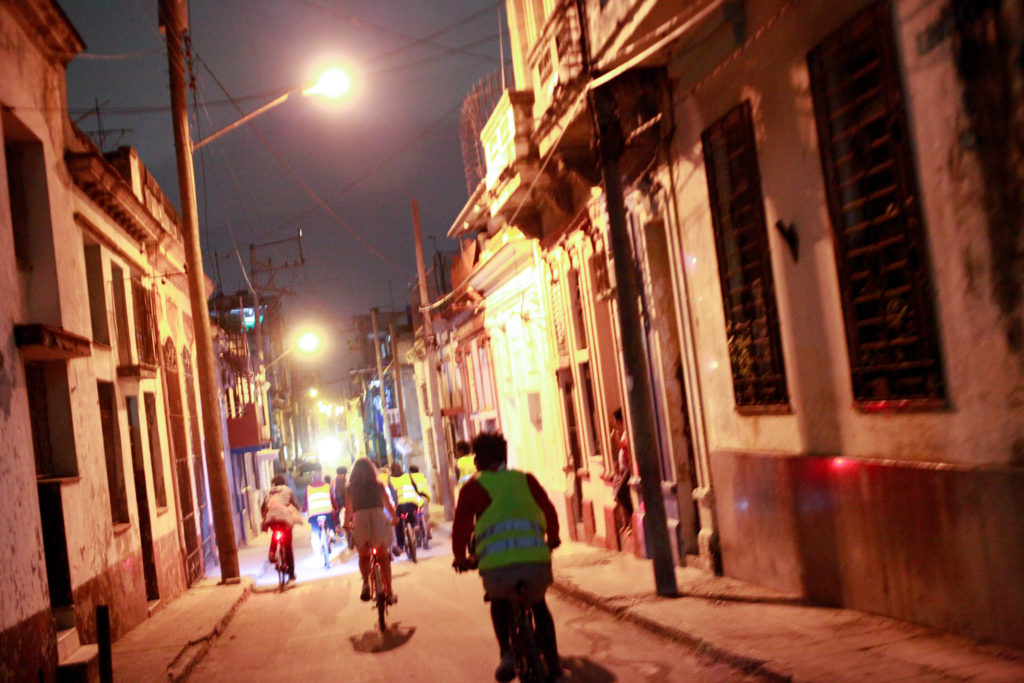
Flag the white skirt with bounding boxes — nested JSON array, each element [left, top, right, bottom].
[[351, 507, 393, 551]]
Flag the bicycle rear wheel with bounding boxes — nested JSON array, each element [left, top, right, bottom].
[[511, 599, 545, 682], [405, 521, 417, 563], [373, 563, 386, 632]]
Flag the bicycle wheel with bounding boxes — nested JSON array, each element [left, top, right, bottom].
[[275, 545, 286, 590], [511, 600, 545, 682], [373, 563, 386, 632], [405, 521, 417, 563]]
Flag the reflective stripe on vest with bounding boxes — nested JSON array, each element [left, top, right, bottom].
[[474, 469, 550, 571], [306, 483, 332, 516]]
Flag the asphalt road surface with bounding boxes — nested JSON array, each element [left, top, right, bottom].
[[188, 525, 765, 682]]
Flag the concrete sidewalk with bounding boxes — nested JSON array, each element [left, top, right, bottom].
[[546, 540, 1024, 682], [110, 578, 251, 682]]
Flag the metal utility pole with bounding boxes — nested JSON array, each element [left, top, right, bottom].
[[370, 307, 393, 466], [592, 84, 678, 597], [159, 0, 238, 580], [412, 198, 454, 519]]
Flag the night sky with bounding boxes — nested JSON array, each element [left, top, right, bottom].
[[60, 0, 505, 384]]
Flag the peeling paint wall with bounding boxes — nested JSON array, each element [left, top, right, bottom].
[[0, 1, 78, 677], [661, 0, 1024, 646]]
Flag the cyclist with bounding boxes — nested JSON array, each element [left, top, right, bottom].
[[303, 465, 333, 564], [390, 463, 422, 555], [260, 473, 300, 583], [409, 464, 432, 540], [454, 440, 476, 492], [452, 432, 564, 682], [345, 457, 398, 603]]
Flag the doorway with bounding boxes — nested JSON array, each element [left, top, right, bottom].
[[126, 396, 159, 601]]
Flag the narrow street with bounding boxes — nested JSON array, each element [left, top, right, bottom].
[[188, 525, 764, 682]]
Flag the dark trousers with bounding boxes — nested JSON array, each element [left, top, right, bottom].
[[395, 502, 419, 548]]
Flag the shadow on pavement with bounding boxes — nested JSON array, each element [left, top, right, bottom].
[[350, 623, 416, 653], [560, 656, 616, 682]]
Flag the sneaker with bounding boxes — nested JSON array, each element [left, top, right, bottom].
[[386, 593, 397, 605], [360, 582, 370, 602], [494, 652, 515, 682], [287, 574, 296, 584]]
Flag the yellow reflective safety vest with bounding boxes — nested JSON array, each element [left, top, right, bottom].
[[392, 473, 422, 506], [306, 482, 332, 516], [410, 472, 430, 505], [456, 454, 477, 487], [474, 469, 550, 571]]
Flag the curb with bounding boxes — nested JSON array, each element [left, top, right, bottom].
[[166, 579, 253, 682], [549, 578, 792, 682]]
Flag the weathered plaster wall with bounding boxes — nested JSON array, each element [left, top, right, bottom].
[[663, 0, 1024, 647], [668, 0, 1024, 470]]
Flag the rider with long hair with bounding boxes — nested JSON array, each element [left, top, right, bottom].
[[344, 457, 398, 602]]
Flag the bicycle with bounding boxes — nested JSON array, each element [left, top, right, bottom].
[[398, 510, 418, 563], [269, 526, 288, 591], [454, 558, 548, 682], [367, 545, 390, 632], [415, 505, 430, 550], [508, 581, 546, 683]]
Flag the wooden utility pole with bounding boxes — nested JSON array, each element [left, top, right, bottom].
[[160, 0, 238, 580], [592, 84, 678, 597], [412, 198, 455, 519]]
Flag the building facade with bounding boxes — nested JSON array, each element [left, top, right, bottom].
[[1, 1, 218, 676], [426, 0, 1024, 648]]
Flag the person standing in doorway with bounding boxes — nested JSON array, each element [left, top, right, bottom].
[[609, 409, 634, 535]]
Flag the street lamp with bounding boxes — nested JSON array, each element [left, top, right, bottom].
[[159, 0, 345, 582], [265, 330, 322, 370], [192, 66, 351, 152]]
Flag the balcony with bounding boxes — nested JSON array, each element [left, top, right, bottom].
[[226, 403, 271, 452]]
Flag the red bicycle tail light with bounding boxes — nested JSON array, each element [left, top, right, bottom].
[[274, 531, 283, 541]]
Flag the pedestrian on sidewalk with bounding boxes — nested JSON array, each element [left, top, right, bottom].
[[452, 432, 565, 682], [606, 408, 634, 536], [261, 473, 301, 582], [345, 457, 398, 603]]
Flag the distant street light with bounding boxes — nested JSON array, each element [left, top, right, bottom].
[[265, 330, 323, 370]]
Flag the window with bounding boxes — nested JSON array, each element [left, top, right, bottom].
[[26, 363, 54, 476], [144, 392, 167, 508], [4, 142, 32, 268], [26, 362, 78, 478], [98, 381, 130, 524], [84, 244, 109, 345], [132, 278, 158, 365], [702, 101, 790, 409], [809, 1, 945, 404], [110, 264, 132, 366]]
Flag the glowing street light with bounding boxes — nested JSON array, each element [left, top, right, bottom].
[[192, 65, 353, 152], [265, 330, 323, 370]]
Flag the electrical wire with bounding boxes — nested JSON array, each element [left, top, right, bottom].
[[193, 54, 407, 276]]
